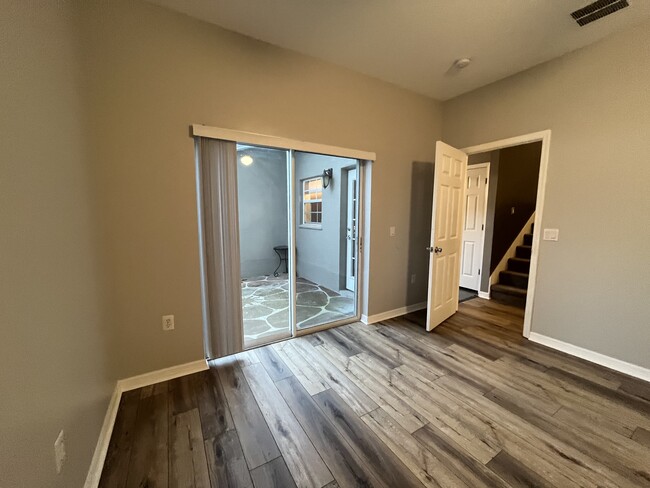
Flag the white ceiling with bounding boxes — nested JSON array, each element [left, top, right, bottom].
[[148, 0, 650, 100]]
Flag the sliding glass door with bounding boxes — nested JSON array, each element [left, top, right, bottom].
[[232, 144, 361, 348], [236, 144, 293, 346], [294, 152, 358, 330]]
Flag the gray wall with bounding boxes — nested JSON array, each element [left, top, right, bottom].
[[295, 152, 356, 291], [406, 161, 435, 305], [77, 0, 442, 378], [443, 19, 650, 368], [0, 2, 115, 487], [237, 146, 289, 279]]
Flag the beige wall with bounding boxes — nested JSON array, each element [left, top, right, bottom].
[[443, 20, 650, 368], [78, 0, 442, 378], [0, 2, 114, 487]]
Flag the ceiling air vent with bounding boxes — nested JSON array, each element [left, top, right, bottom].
[[571, 0, 629, 26]]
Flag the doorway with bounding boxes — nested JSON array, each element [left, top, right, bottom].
[[459, 163, 489, 303], [425, 131, 551, 338], [194, 125, 374, 358], [239, 147, 363, 347]]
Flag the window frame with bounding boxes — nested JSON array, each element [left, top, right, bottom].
[[300, 176, 323, 229]]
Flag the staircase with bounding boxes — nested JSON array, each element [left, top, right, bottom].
[[491, 224, 533, 308]]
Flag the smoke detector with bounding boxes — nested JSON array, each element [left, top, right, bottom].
[[453, 58, 472, 70]]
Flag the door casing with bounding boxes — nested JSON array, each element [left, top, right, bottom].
[[461, 130, 552, 339]]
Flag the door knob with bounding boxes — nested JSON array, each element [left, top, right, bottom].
[[434, 246, 443, 254], [426, 246, 434, 252]]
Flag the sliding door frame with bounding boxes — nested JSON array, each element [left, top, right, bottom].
[[294, 159, 367, 338], [192, 124, 375, 350]]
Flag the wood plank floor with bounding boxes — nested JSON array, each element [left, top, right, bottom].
[[99, 298, 650, 488]]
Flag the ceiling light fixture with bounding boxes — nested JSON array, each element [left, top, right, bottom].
[[240, 155, 254, 166], [453, 58, 472, 70]]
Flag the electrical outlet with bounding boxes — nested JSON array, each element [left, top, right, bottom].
[[54, 430, 66, 474], [162, 314, 175, 331], [389, 226, 396, 237], [410, 274, 416, 284]]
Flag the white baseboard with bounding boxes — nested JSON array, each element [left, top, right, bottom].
[[478, 291, 490, 299], [118, 359, 208, 392], [528, 333, 650, 382], [83, 384, 122, 488], [362, 301, 427, 324], [84, 358, 208, 488]]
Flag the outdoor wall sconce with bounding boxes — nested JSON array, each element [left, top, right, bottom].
[[322, 168, 333, 188]]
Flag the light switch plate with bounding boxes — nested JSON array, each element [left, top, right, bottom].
[[543, 228, 559, 241], [389, 226, 396, 237], [162, 315, 175, 330]]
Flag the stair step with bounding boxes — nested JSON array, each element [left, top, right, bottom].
[[508, 257, 531, 273], [516, 245, 532, 259], [491, 284, 527, 308], [491, 284, 527, 297], [523, 233, 533, 246], [499, 270, 529, 289]]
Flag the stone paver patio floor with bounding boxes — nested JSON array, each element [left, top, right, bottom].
[[241, 274, 355, 342]]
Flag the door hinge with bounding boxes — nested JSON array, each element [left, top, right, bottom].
[[478, 269, 481, 275], [482, 224, 484, 231], [485, 177, 488, 184]]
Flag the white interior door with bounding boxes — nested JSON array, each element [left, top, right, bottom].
[[426, 141, 468, 331], [345, 168, 357, 291], [459, 164, 489, 291]]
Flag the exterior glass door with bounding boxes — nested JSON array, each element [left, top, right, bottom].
[[236, 144, 292, 347], [236, 144, 361, 348], [294, 152, 358, 330]]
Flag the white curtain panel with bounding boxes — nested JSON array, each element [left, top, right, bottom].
[[196, 137, 243, 358]]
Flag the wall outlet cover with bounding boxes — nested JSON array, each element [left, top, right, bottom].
[[543, 228, 559, 241], [162, 314, 175, 330]]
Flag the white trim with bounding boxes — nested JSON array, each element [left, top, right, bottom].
[[192, 124, 376, 161], [84, 359, 209, 488], [362, 301, 427, 324], [118, 359, 208, 392], [84, 358, 208, 487], [469, 162, 490, 170], [529, 333, 650, 382], [478, 291, 491, 299], [462, 129, 552, 339], [83, 384, 122, 488]]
